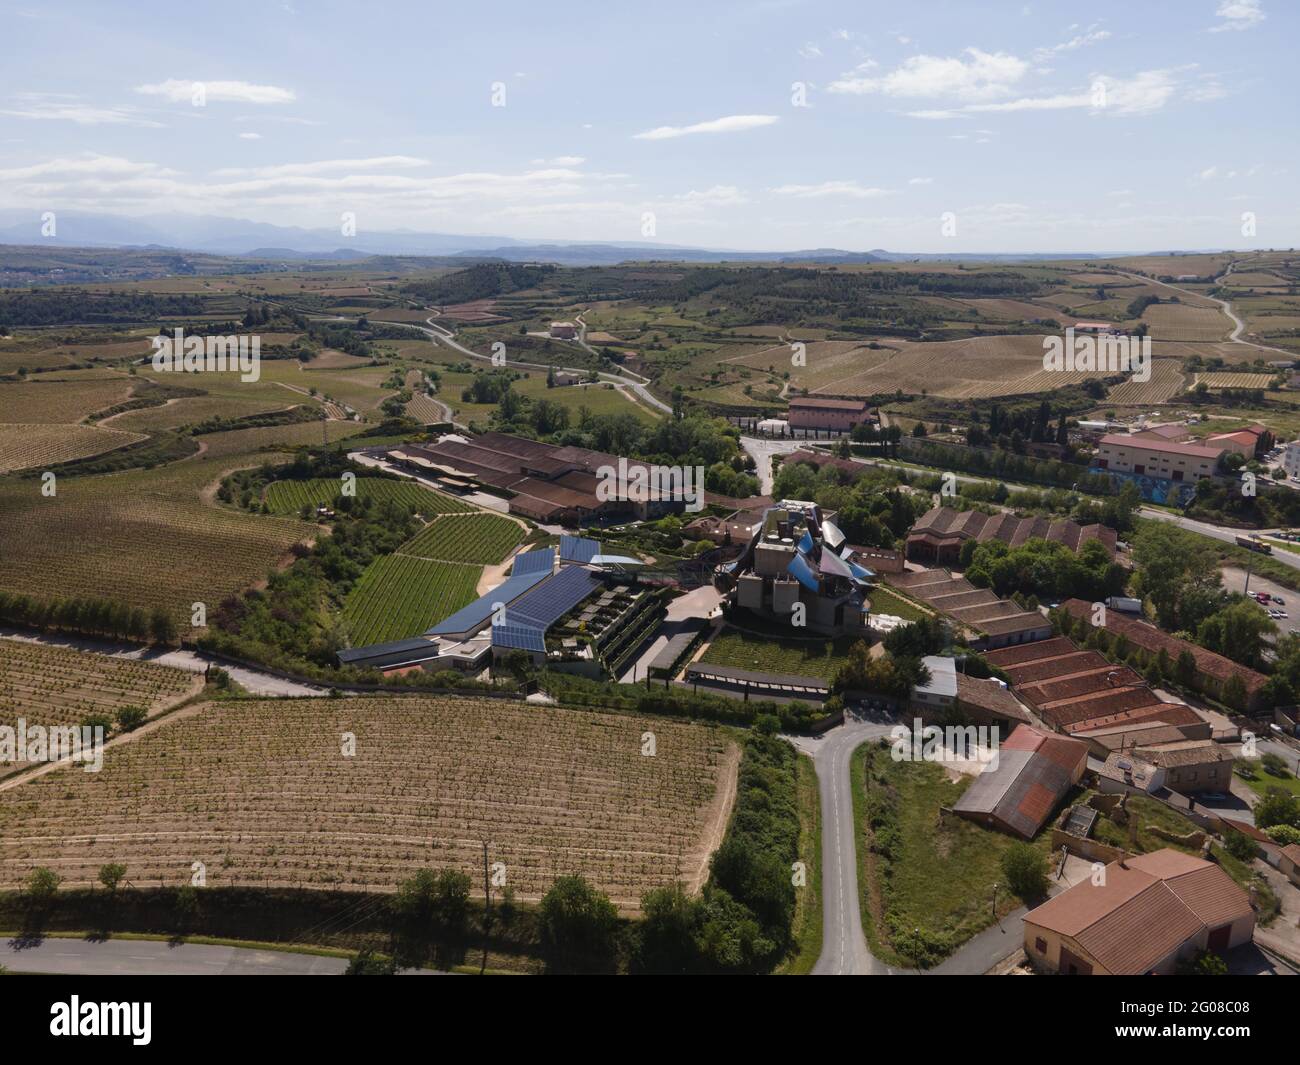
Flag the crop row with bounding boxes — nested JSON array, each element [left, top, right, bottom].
[[398, 513, 522, 565], [263, 476, 475, 516], [0, 696, 735, 906], [342, 555, 480, 646]]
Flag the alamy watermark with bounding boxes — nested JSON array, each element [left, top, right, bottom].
[[1, 719, 104, 772], [1043, 327, 1151, 383], [595, 459, 706, 513], [151, 328, 261, 382], [890, 719, 1001, 772]]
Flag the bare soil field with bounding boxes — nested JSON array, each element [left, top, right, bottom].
[[0, 696, 739, 908]]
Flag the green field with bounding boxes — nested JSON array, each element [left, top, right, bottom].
[[263, 477, 475, 516], [398, 512, 522, 565], [342, 554, 481, 646], [868, 585, 929, 623], [698, 627, 853, 681]]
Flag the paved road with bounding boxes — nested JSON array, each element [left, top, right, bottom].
[[788, 717, 903, 975], [2, 937, 349, 975], [740, 435, 807, 495]]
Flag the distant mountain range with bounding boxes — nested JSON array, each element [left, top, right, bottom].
[[0, 209, 1205, 266]]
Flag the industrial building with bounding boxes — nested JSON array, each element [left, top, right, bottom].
[[951, 724, 1089, 839], [786, 397, 873, 433], [883, 570, 1053, 650], [338, 536, 661, 679], [387, 431, 691, 525]]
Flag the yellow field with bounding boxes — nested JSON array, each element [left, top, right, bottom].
[[0, 696, 738, 907], [1141, 303, 1231, 342], [807, 334, 1102, 399], [1194, 372, 1279, 389], [0, 422, 147, 472], [0, 377, 134, 423]]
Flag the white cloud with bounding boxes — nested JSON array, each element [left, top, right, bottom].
[[0, 94, 163, 127], [238, 132, 262, 140], [908, 177, 933, 185], [532, 155, 586, 166], [798, 43, 822, 59], [213, 155, 430, 178], [632, 114, 778, 140], [1032, 28, 1111, 61], [135, 79, 296, 105], [904, 109, 964, 119], [828, 48, 1028, 101], [770, 180, 891, 199], [1210, 0, 1265, 32], [962, 69, 1181, 116]]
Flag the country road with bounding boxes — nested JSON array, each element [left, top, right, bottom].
[[788, 717, 902, 975], [2, 937, 351, 975]]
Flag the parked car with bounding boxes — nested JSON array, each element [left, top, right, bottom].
[[1275, 596, 1286, 604]]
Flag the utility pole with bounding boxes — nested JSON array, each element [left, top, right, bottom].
[[1243, 554, 1253, 597]]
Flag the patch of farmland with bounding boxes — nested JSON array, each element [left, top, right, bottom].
[[1194, 372, 1278, 389], [955, 298, 1062, 321], [1105, 360, 1188, 405], [0, 696, 739, 906], [0, 423, 147, 473], [816, 334, 1096, 399], [0, 455, 314, 627], [731, 340, 899, 393], [404, 391, 446, 424], [107, 394, 292, 432], [198, 419, 367, 458], [1141, 303, 1230, 342], [0, 377, 134, 423], [302, 349, 375, 371], [343, 555, 480, 646], [263, 477, 474, 516], [398, 513, 522, 565], [0, 638, 198, 774]]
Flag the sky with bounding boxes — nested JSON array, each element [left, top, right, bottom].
[[0, 0, 1295, 253]]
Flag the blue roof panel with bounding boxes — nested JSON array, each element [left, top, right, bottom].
[[423, 569, 550, 636], [506, 566, 601, 629], [491, 623, 546, 652], [512, 548, 555, 575], [559, 535, 601, 563], [787, 553, 819, 591]]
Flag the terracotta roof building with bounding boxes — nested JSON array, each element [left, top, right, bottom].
[[906, 506, 1116, 565], [1023, 849, 1255, 975], [1060, 598, 1268, 712], [951, 725, 1088, 838], [885, 569, 1052, 650], [985, 635, 1208, 735]]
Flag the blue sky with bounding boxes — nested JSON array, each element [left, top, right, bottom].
[[0, 0, 1294, 252]]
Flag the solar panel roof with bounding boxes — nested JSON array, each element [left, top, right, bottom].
[[506, 566, 601, 628], [491, 623, 546, 652], [559, 535, 601, 563], [423, 569, 550, 636], [511, 548, 555, 575]]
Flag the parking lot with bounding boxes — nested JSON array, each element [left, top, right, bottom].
[[1221, 564, 1298, 637]]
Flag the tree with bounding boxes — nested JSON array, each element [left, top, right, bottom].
[[25, 867, 61, 904], [538, 875, 619, 972], [1197, 600, 1275, 670], [1253, 787, 1300, 830], [1223, 830, 1259, 863], [636, 884, 698, 974], [98, 863, 127, 893], [1178, 949, 1228, 976], [1000, 843, 1048, 900]]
